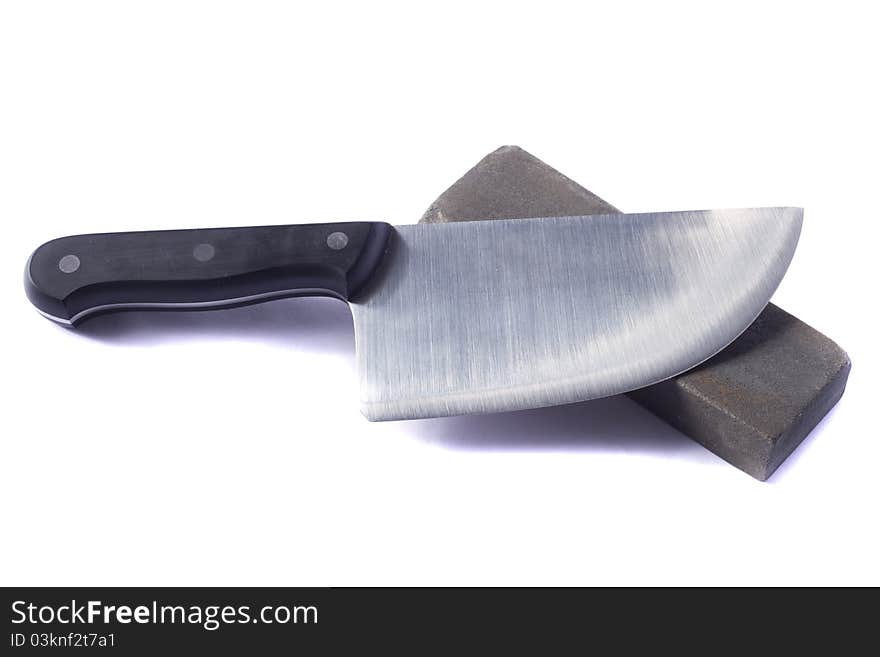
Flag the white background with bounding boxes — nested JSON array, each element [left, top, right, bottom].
[[1, 1, 876, 586]]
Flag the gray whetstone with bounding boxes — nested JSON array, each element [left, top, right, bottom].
[[421, 146, 851, 480]]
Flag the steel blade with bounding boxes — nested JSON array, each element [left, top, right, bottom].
[[351, 208, 802, 421]]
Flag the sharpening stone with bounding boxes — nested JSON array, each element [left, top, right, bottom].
[[420, 146, 850, 480]]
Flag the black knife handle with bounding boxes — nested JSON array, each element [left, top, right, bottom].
[[24, 221, 394, 325]]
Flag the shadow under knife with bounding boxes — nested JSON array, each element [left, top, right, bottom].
[[406, 395, 711, 460], [72, 296, 356, 353]]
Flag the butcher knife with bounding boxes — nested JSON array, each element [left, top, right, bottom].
[[24, 208, 802, 420]]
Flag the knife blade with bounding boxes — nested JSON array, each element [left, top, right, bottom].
[[24, 208, 802, 421]]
